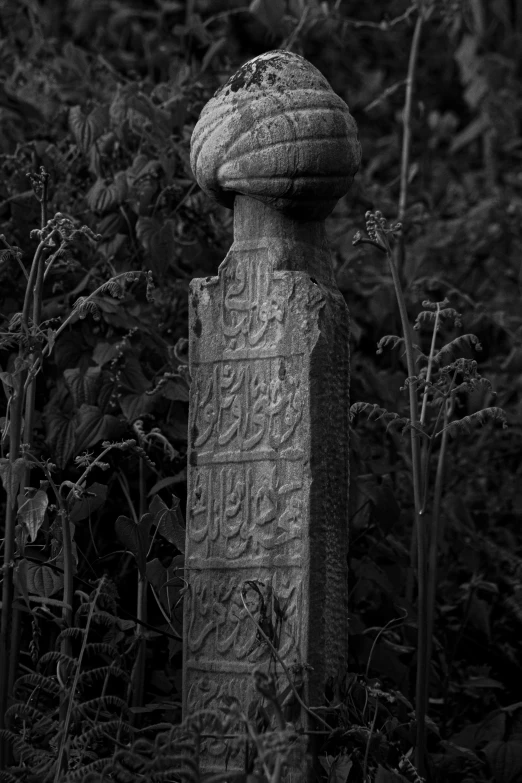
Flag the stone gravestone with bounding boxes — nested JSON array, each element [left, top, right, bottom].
[[183, 50, 360, 775]]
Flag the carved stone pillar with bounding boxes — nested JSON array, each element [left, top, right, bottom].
[[183, 50, 360, 775]]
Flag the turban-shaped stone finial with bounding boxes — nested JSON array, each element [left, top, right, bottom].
[[190, 50, 361, 220]]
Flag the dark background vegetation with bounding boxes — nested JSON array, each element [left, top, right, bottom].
[[1, 0, 522, 781]]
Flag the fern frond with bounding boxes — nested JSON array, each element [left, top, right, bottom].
[[0, 729, 53, 768], [4, 702, 50, 726], [14, 672, 62, 698], [439, 407, 508, 437], [77, 695, 129, 716], [82, 642, 120, 660], [77, 665, 130, 686], [376, 334, 405, 354], [432, 334, 482, 365], [376, 334, 426, 362], [451, 376, 494, 397], [100, 280, 126, 299], [74, 719, 133, 747], [55, 627, 87, 645], [75, 608, 118, 628], [71, 296, 101, 321], [0, 248, 22, 263], [0, 770, 22, 783], [440, 357, 477, 376], [350, 402, 410, 432], [415, 306, 461, 329], [62, 757, 111, 781], [38, 651, 78, 672]]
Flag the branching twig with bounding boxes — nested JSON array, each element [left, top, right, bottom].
[[239, 589, 334, 733]]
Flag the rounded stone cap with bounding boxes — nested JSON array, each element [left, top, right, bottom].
[[190, 50, 361, 220]]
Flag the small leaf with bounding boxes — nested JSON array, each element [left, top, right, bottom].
[[328, 754, 353, 783], [25, 559, 63, 598], [64, 366, 102, 407], [483, 740, 522, 783], [74, 404, 124, 455], [86, 173, 128, 213], [14, 559, 31, 607], [69, 104, 109, 152], [69, 483, 108, 523], [0, 457, 26, 504], [149, 494, 185, 553], [44, 407, 76, 469], [18, 490, 49, 542]]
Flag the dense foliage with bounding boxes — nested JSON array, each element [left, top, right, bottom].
[[0, 0, 521, 781]]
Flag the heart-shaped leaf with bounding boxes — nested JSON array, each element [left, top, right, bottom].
[[18, 490, 49, 542], [149, 494, 185, 553], [25, 559, 63, 598]]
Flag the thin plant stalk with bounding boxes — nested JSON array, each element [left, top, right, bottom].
[[130, 449, 148, 720], [422, 395, 453, 720], [130, 569, 147, 720], [395, 2, 425, 281], [419, 305, 441, 428], [385, 244, 428, 777], [397, 3, 425, 227], [407, 305, 442, 601], [395, 2, 428, 772]]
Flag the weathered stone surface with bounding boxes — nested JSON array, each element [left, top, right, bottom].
[[191, 49, 361, 219], [183, 51, 359, 776]]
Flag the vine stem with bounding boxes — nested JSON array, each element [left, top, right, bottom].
[[239, 591, 334, 733]]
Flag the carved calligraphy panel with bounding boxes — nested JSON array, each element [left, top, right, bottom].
[[187, 460, 305, 565], [184, 238, 341, 775], [190, 355, 304, 462]]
